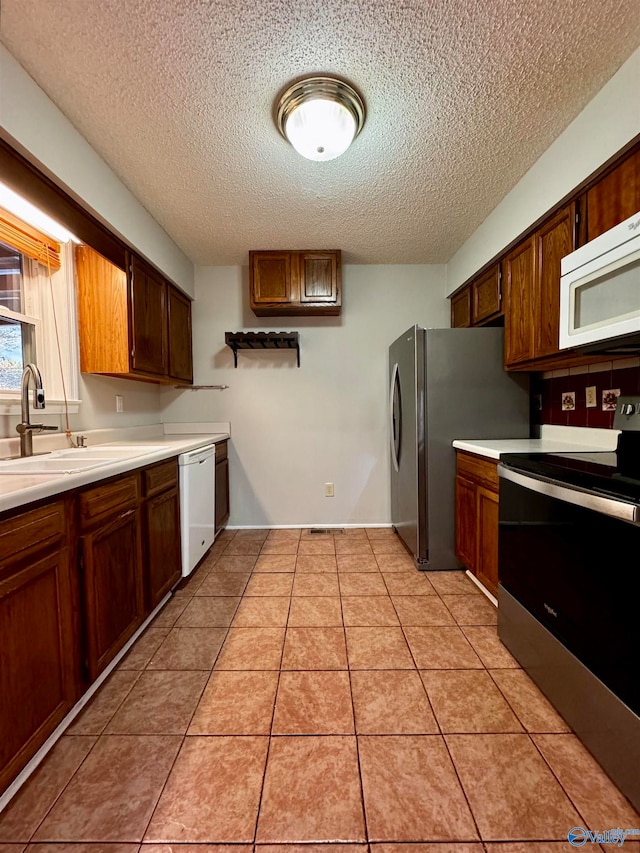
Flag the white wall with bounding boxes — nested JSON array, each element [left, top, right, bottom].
[[161, 264, 449, 526], [447, 46, 640, 293], [0, 44, 187, 440], [0, 44, 194, 297]]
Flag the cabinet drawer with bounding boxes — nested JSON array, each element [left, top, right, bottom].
[[215, 441, 228, 463], [456, 451, 499, 491], [144, 458, 178, 497], [0, 500, 66, 569], [80, 474, 139, 529]]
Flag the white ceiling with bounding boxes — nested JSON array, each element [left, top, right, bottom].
[[1, 1, 639, 266]]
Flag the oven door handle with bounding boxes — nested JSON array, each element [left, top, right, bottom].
[[498, 464, 640, 526]]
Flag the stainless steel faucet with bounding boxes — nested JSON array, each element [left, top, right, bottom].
[[16, 363, 58, 457]]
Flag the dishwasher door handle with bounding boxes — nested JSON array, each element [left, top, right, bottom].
[[498, 464, 640, 526]]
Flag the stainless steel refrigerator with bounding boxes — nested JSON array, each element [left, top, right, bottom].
[[389, 326, 529, 569]]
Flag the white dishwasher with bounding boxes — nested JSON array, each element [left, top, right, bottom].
[[178, 444, 215, 577]]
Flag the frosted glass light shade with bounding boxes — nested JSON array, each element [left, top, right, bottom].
[[285, 98, 357, 161], [276, 76, 365, 162]]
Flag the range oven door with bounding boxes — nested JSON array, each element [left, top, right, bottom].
[[498, 464, 640, 716]]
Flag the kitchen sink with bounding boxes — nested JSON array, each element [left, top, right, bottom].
[[0, 445, 165, 475], [0, 457, 119, 475], [54, 445, 165, 459]]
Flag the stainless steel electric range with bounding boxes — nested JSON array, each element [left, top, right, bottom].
[[497, 396, 640, 812]]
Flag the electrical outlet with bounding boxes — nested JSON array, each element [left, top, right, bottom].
[[115, 395, 124, 413], [324, 482, 334, 497]]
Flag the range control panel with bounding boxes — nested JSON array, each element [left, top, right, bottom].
[[613, 396, 640, 431]]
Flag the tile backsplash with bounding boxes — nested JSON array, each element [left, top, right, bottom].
[[532, 358, 640, 429]]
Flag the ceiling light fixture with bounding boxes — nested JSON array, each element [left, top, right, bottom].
[[276, 76, 365, 162]]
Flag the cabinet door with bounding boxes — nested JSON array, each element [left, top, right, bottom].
[[451, 288, 471, 328], [504, 235, 535, 365], [145, 487, 182, 610], [455, 475, 477, 572], [475, 486, 499, 597], [129, 256, 167, 376], [75, 245, 130, 375], [534, 203, 575, 359], [81, 507, 144, 681], [250, 252, 293, 305], [0, 548, 76, 793], [167, 285, 193, 383], [299, 252, 340, 305], [472, 264, 502, 324], [587, 146, 640, 241], [215, 457, 230, 534]]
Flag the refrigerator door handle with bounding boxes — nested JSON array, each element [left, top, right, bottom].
[[390, 362, 401, 473]]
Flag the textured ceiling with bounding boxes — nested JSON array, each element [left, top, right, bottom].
[[1, 1, 639, 266]]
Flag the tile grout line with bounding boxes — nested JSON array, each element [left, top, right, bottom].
[[340, 563, 370, 844], [137, 533, 242, 846], [251, 534, 297, 845]]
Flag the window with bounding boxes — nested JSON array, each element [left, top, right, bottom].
[[0, 240, 37, 393], [0, 238, 79, 410], [0, 195, 80, 412]]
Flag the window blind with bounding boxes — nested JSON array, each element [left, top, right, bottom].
[[0, 206, 61, 270]]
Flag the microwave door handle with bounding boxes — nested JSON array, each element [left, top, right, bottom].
[[498, 464, 640, 526]]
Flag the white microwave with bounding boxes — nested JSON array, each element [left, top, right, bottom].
[[559, 210, 640, 353]]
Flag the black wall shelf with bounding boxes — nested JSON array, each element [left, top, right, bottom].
[[225, 331, 300, 367]]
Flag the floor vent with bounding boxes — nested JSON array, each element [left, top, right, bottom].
[[309, 528, 345, 535]]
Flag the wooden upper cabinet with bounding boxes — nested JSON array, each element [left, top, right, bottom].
[[504, 235, 535, 365], [250, 250, 341, 316], [75, 245, 193, 385], [451, 288, 471, 328], [167, 285, 193, 383], [504, 202, 575, 367], [299, 252, 339, 303], [586, 146, 640, 241], [129, 256, 167, 376], [472, 263, 502, 324], [76, 245, 130, 375], [450, 263, 502, 330], [251, 253, 292, 305], [534, 202, 575, 359]]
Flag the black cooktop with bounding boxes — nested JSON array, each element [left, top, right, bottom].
[[501, 395, 640, 503], [500, 450, 640, 503]]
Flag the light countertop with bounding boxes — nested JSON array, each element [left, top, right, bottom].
[[0, 432, 229, 515], [453, 438, 609, 460], [453, 424, 619, 460]]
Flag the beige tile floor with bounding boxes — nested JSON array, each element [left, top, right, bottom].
[[0, 526, 638, 852]]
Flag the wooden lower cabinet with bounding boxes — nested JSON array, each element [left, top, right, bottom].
[[475, 486, 499, 594], [0, 455, 190, 794], [455, 451, 500, 597], [144, 460, 182, 610], [0, 502, 76, 794], [215, 440, 230, 534], [80, 502, 144, 681]]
